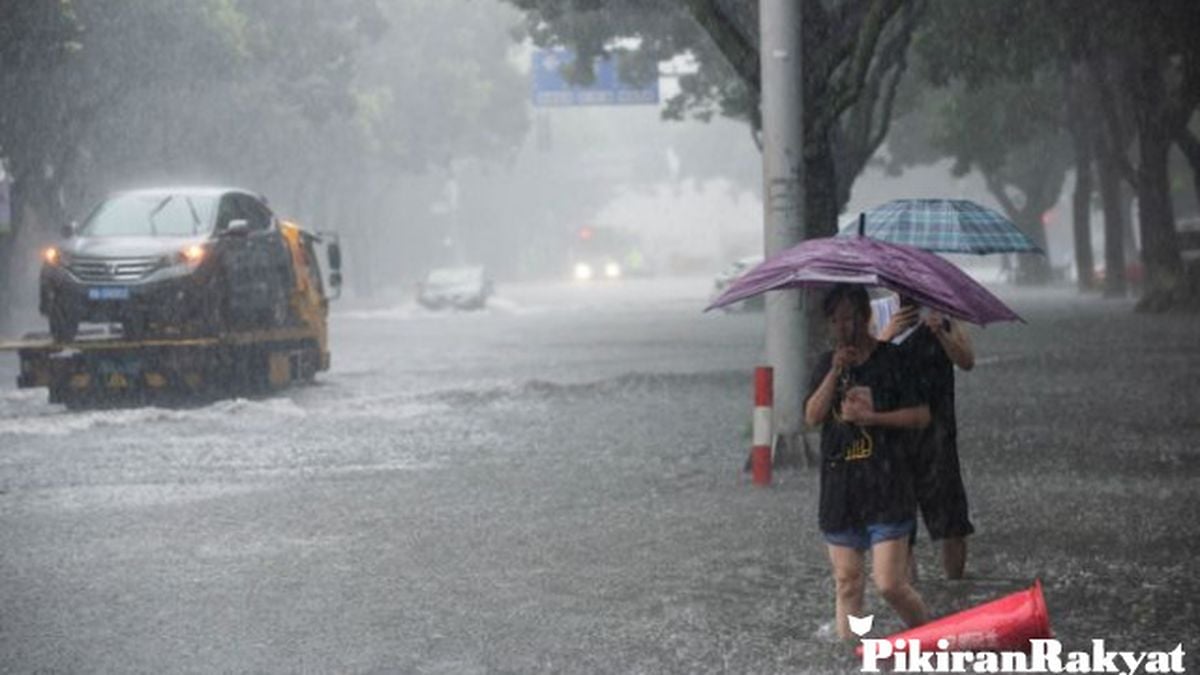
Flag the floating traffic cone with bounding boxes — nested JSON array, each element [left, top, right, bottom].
[[856, 580, 1052, 655], [751, 366, 773, 486]]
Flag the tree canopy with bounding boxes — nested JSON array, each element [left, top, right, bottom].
[[894, 0, 1200, 307], [0, 0, 532, 322], [506, 0, 923, 236]]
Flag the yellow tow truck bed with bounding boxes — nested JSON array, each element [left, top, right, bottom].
[[4, 326, 329, 409]]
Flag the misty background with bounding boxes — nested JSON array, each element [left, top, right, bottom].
[[3, 0, 1199, 332]]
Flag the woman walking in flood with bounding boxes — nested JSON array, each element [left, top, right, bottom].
[[805, 284, 931, 640]]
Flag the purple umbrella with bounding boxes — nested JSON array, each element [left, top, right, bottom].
[[705, 236, 1021, 325]]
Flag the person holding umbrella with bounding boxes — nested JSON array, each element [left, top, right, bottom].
[[705, 226, 1023, 639], [842, 198, 1040, 582], [879, 296, 976, 580], [804, 284, 932, 641]]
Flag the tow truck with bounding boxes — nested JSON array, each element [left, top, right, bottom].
[[0, 222, 342, 409]]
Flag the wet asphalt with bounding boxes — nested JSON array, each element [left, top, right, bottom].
[[0, 279, 1197, 673]]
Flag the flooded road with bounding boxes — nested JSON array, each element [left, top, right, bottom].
[[1, 279, 1197, 673]]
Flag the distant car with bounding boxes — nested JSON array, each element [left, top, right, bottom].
[[417, 266, 493, 310], [571, 257, 623, 282], [40, 187, 295, 342], [710, 255, 764, 312]]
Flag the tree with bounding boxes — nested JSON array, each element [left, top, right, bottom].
[[901, 0, 1078, 285], [0, 0, 241, 327], [895, 0, 1200, 308], [317, 0, 532, 291], [887, 74, 1072, 285], [1082, 0, 1200, 310], [0, 0, 82, 324], [505, 0, 924, 238], [0, 0, 82, 233], [0, 0, 535, 313]]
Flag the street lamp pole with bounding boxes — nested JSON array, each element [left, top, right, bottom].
[[759, 0, 807, 458]]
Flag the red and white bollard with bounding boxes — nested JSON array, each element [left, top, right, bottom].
[[751, 366, 773, 486]]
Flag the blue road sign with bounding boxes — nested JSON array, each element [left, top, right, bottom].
[[532, 49, 659, 107]]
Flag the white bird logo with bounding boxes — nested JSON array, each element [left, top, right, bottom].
[[848, 614, 874, 637]]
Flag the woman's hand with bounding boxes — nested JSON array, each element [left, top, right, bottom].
[[879, 305, 919, 341], [832, 345, 859, 373], [926, 312, 975, 370], [840, 386, 875, 425]]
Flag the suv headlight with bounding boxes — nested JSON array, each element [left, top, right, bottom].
[[42, 247, 63, 266], [174, 244, 207, 267]]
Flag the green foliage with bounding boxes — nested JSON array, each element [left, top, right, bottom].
[[932, 74, 1066, 177], [893, 5, 1073, 186], [914, 0, 1062, 90], [504, 0, 921, 234], [352, 0, 530, 171], [0, 0, 530, 220], [0, 0, 535, 317]]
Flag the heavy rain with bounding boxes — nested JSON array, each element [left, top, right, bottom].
[[1, 1, 1198, 673]]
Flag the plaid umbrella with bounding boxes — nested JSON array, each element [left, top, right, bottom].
[[839, 199, 1042, 254], [705, 236, 1021, 325]]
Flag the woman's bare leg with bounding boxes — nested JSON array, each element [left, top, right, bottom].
[[907, 542, 919, 583], [942, 537, 967, 580], [827, 544, 867, 640], [872, 538, 930, 628]]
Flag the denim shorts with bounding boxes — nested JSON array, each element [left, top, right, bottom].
[[823, 520, 916, 551]]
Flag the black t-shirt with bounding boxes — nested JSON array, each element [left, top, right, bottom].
[[896, 324, 957, 460], [806, 342, 924, 532]]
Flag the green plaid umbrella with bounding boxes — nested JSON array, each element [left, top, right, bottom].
[[839, 199, 1042, 255]]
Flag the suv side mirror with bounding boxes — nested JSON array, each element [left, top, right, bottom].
[[223, 219, 250, 236], [327, 242, 342, 271], [60, 221, 78, 238]]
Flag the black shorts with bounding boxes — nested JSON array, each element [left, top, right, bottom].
[[911, 420, 974, 541]]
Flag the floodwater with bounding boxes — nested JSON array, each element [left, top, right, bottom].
[[0, 278, 1197, 673]]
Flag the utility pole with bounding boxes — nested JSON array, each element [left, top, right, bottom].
[[759, 0, 806, 460]]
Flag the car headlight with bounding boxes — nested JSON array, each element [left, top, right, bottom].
[[175, 244, 207, 267], [42, 247, 62, 266], [574, 262, 594, 281], [604, 262, 621, 279]]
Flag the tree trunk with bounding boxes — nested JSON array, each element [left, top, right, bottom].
[[1095, 147, 1127, 297], [0, 171, 61, 333], [0, 234, 14, 332], [1070, 132, 1096, 291], [983, 173, 1052, 285], [1174, 129, 1200, 217], [1133, 124, 1184, 311], [1014, 215, 1051, 285], [1065, 63, 1097, 291], [1118, 26, 1189, 311], [803, 130, 841, 240], [1121, 183, 1137, 265]]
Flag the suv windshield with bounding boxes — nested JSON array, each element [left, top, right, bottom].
[[80, 193, 218, 237]]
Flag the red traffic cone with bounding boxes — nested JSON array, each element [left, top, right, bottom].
[[856, 580, 1052, 655]]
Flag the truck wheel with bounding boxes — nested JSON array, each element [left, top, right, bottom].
[[49, 309, 78, 343]]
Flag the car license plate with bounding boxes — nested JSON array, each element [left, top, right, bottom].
[[88, 286, 130, 301]]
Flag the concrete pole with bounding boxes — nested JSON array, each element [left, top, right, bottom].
[[759, 0, 807, 453]]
